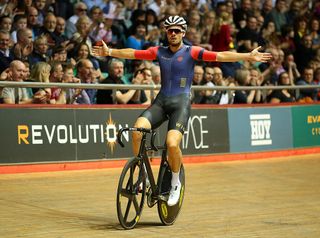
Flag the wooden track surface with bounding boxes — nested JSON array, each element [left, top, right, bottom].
[[1, 154, 320, 238]]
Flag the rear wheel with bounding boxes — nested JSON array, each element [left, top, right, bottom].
[[116, 157, 146, 229], [157, 164, 185, 225]]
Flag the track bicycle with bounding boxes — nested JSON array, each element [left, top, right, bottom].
[[116, 127, 185, 229]]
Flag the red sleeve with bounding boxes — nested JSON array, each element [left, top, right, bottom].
[[191, 46, 217, 62], [134, 46, 159, 60]]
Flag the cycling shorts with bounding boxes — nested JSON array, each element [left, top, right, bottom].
[[139, 93, 191, 134]]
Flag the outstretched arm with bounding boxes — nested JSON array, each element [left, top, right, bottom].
[[216, 46, 272, 63], [92, 40, 136, 59]]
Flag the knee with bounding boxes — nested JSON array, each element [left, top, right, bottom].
[[166, 138, 180, 151]]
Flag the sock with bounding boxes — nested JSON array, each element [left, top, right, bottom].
[[171, 170, 180, 186]]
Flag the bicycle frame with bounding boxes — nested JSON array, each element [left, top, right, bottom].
[[117, 127, 167, 200]]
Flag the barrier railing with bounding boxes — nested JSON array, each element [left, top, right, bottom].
[[0, 81, 319, 102]]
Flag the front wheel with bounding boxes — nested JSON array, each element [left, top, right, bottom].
[[157, 164, 185, 226], [116, 157, 146, 229]]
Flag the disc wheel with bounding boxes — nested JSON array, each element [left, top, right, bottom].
[[116, 157, 146, 229], [157, 164, 185, 226]]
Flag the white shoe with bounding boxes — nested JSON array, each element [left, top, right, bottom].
[[167, 182, 181, 206]]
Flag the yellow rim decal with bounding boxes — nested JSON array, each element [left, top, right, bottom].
[[179, 186, 184, 207], [161, 203, 168, 218], [135, 215, 140, 222]]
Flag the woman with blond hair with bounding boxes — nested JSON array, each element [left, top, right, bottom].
[[29, 61, 51, 103]]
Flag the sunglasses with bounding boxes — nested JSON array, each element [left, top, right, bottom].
[[78, 8, 87, 12], [167, 29, 183, 34]]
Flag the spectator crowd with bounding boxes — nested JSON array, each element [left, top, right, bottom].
[[0, 0, 319, 104]]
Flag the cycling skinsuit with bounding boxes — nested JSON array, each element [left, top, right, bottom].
[[134, 44, 217, 133]]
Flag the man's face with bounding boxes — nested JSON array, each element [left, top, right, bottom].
[[44, 15, 57, 32], [55, 18, 65, 34], [213, 68, 223, 85], [11, 62, 26, 82], [0, 17, 12, 32], [204, 67, 214, 82], [193, 66, 204, 84], [111, 62, 124, 79], [78, 61, 94, 82], [28, 8, 39, 26], [303, 69, 313, 83], [0, 32, 10, 51], [166, 26, 185, 46]]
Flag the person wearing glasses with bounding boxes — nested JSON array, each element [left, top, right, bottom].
[[93, 15, 272, 206]]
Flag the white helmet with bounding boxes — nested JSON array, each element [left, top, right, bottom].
[[163, 15, 187, 31]]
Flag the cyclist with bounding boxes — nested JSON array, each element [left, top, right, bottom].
[[93, 16, 272, 206]]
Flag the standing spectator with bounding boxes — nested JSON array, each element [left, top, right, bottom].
[[0, 30, 14, 73], [1, 60, 33, 104]]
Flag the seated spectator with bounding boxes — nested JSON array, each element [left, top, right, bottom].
[[191, 64, 204, 104], [126, 21, 148, 50], [294, 34, 315, 74], [65, 2, 89, 39], [233, 68, 257, 104], [0, 15, 12, 33], [150, 63, 161, 98], [296, 66, 318, 102], [38, 12, 57, 48], [268, 72, 296, 103], [76, 58, 97, 104], [11, 14, 28, 44], [0, 30, 14, 73], [1, 60, 33, 104], [96, 58, 141, 104], [51, 17, 69, 48], [26, 6, 42, 38], [62, 64, 90, 104], [199, 66, 221, 104], [29, 61, 52, 104], [249, 67, 264, 103], [28, 34, 49, 65], [12, 28, 33, 62], [72, 42, 102, 80], [49, 61, 66, 104]]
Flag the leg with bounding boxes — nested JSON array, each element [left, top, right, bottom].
[[132, 117, 151, 157], [166, 129, 183, 206], [166, 129, 183, 173]]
